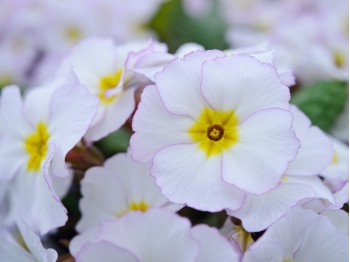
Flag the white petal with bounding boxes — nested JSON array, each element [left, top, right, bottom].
[[1, 85, 32, 137], [228, 182, 316, 232], [76, 241, 139, 262], [320, 209, 349, 235], [155, 50, 224, 118], [151, 144, 245, 211], [0, 134, 27, 180], [130, 85, 192, 162], [222, 109, 299, 194], [0, 228, 33, 262], [96, 209, 199, 262], [201, 55, 290, 121], [286, 105, 333, 176], [242, 241, 284, 262], [70, 226, 100, 257], [295, 217, 349, 262], [77, 167, 128, 233], [85, 87, 135, 141], [49, 82, 98, 176], [104, 153, 173, 209], [11, 168, 67, 235], [17, 220, 58, 262], [286, 175, 334, 203], [191, 225, 240, 262]]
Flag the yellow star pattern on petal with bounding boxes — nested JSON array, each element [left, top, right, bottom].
[[24, 122, 50, 172], [188, 107, 239, 157]]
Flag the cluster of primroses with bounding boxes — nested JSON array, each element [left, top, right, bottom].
[[0, 0, 164, 87], [0, 35, 348, 261]]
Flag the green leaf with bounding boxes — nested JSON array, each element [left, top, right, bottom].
[[291, 81, 348, 132], [149, 0, 228, 52], [94, 127, 132, 157]]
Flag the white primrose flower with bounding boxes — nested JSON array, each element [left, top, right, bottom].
[[0, 220, 57, 262], [58, 37, 170, 141], [227, 105, 334, 232], [131, 50, 300, 212], [242, 207, 349, 262], [0, 73, 98, 234], [71, 209, 240, 262], [76, 152, 181, 233]]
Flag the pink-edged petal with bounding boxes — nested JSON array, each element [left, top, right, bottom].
[[222, 109, 299, 194], [286, 105, 333, 176], [70, 227, 100, 256], [1, 85, 32, 137], [191, 224, 240, 262], [155, 50, 224, 118], [48, 83, 98, 176], [278, 69, 296, 87], [130, 85, 193, 162], [96, 209, 199, 262], [201, 55, 290, 121], [174, 43, 204, 58], [77, 167, 128, 233], [17, 219, 58, 262], [295, 217, 349, 262], [151, 144, 245, 211], [85, 87, 135, 141], [242, 242, 284, 262], [227, 182, 316, 232], [51, 171, 73, 199], [286, 175, 334, 203], [76, 241, 139, 262], [320, 209, 349, 235]]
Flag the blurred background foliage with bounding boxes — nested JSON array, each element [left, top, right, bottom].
[[149, 0, 229, 52]]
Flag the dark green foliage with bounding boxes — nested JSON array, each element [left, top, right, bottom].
[[291, 81, 348, 132]]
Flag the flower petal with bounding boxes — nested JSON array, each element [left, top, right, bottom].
[[200, 55, 290, 121], [191, 224, 240, 261], [130, 85, 192, 162], [151, 144, 245, 211], [155, 50, 224, 118], [76, 241, 139, 262], [222, 109, 299, 194], [228, 182, 316, 232]]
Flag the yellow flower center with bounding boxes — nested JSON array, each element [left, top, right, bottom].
[[98, 68, 123, 105], [188, 107, 239, 157], [332, 152, 339, 165], [334, 51, 346, 68], [233, 224, 254, 252], [65, 26, 82, 42], [117, 201, 149, 217], [24, 122, 50, 172]]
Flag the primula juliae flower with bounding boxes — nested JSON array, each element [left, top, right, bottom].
[[76, 152, 181, 233], [0, 74, 98, 234], [72, 209, 240, 262], [227, 105, 334, 232], [131, 50, 299, 211], [242, 207, 348, 262], [58, 37, 169, 141]]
